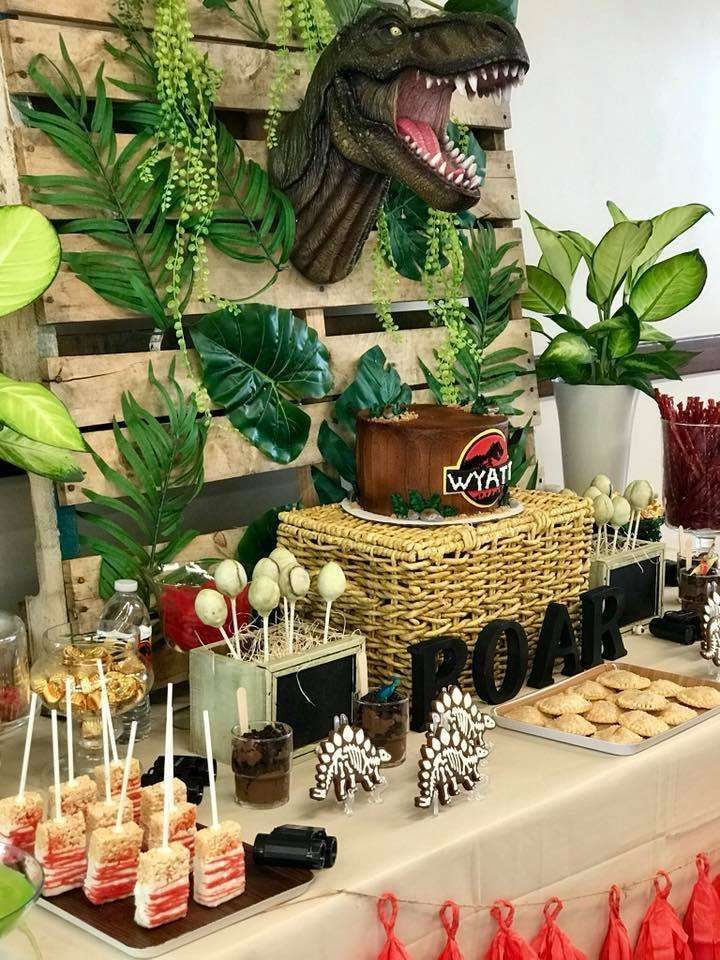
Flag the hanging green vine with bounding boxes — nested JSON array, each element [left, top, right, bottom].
[[265, 0, 336, 147], [115, 0, 145, 28], [372, 208, 399, 334]]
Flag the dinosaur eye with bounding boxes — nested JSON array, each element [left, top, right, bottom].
[[389, 24, 403, 36]]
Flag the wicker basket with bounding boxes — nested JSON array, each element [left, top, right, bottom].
[[277, 489, 593, 691]]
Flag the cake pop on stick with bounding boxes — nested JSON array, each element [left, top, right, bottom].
[[195, 588, 237, 657], [213, 560, 247, 654], [0, 693, 43, 853], [317, 562, 347, 643], [610, 496, 631, 553], [269, 547, 296, 640], [253, 557, 280, 582], [248, 575, 280, 661], [593, 494, 614, 557], [591, 474, 613, 497], [279, 564, 310, 654], [626, 480, 652, 549]]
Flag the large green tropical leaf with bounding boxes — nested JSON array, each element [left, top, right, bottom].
[[536, 332, 596, 382], [632, 203, 712, 276], [527, 213, 573, 294], [335, 346, 411, 433], [0, 426, 84, 482], [0, 376, 85, 451], [629, 250, 707, 322], [0, 206, 60, 317], [80, 361, 207, 603], [590, 220, 652, 308], [606, 305, 641, 359], [191, 305, 333, 464], [522, 265, 566, 315]]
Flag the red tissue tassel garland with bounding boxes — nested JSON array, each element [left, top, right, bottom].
[[684, 854, 720, 960], [634, 872, 692, 960], [531, 898, 587, 960], [377, 894, 413, 960], [485, 900, 539, 960], [437, 901, 464, 960], [600, 886, 633, 960]]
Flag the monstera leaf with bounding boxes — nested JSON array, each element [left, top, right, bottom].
[[191, 305, 333, 464], [0, 205, 60, 317]]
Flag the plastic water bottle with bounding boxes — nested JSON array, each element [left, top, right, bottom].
[[97, 579, 152, 740]]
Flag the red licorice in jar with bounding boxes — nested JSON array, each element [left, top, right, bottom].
[[159, 581, 250, 652]]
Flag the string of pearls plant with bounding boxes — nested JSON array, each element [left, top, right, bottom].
[[423, 209, 466, 405], [194, 551, 347, 663], [372, 208, 399, 335], [264, 0, 335, 148], [143, 0, 221, 379]]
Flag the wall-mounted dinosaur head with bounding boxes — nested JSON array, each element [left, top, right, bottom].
[[269, 6, 529, 284]]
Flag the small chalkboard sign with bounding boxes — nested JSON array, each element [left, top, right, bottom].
[[590, 543, 665, 629], [275, 654, 355, 751]]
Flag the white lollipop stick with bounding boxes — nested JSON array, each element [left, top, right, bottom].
[[101, 683, 112, 803], [162, 683, 174, 850], [97, 658, 118, 762], [262, 615, 270, 662], [17, 692, 37, 800], [115, 721, 137, 832], [283, 597, 289, 641], [235, 687, 248, 734], [65, 677, 75, 784], [612, 527, 619, 553], [219, 626, 237, 660], [202, 711, 219, 830], [288, 601, 296, 654], [323, 601, 332, 645], [230, 597, 239, 652], [51, 710, 62, 821]]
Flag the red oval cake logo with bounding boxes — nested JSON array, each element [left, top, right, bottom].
[[442, 428, 511, 509]]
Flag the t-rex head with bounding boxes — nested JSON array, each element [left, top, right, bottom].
[[270, 6, 529, 284]]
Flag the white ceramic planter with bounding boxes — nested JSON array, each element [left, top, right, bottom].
[[554, 382, 638, 494]]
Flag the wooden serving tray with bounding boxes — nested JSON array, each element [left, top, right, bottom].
[[494, 662, 720, 756], [37, 839, 314, 958]]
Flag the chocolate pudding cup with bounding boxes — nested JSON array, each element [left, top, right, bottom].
[[231, 721, 292, 807], [353, 691, 409, 767]]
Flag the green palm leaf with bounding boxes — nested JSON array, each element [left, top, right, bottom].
[[79, 361, 208, 603]]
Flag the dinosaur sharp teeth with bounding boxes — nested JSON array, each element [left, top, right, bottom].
[[460, 155, 473, 170], [447, 171, 455, 181], [456, 151, 466, 163], [425, 76, 434, 89], [469, 175, 481, 189], [438, 161, 447, 175], [510, 63, 519, 77], [453, 171, 464, 184], [404, 135, 411, 143], [480, 67, 488, 81], [446, 140, 454, 150], [421, 150, 430, 161], [466, 161, 477, 177], [429, 153, 440, 168], [502, 63, 510, 77], [450, 147, 460, 159], [454, 75, 467, 97], [467, 72, 478, 94], [492, 65, 499, 80]]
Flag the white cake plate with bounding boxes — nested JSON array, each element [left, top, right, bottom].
[[340, 498, 524, 527]]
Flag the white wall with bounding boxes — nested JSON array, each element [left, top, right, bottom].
[[510, 0, 720, 493]]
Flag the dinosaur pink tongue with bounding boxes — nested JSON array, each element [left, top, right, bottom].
[[397, 118, 440, 159]]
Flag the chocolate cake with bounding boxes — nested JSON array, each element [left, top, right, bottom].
[[356, 404, 511, 517]]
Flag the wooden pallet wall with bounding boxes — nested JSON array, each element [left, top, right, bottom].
[[0, 0, 539, 656]]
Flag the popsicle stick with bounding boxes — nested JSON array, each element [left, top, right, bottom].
[[262, 615, 270, 662], [235, 687, 249, 734], [162, 683, 174, 850], [219, 626, 237, 659], [101, 684, 112, 804], [65, 677, 75, 784], [323, 602, 332, 644], [115, 721, 137, 832], [288, 600, 296, 654], [202, 711, 219, 830], [283, 597, 289, 641], [230, 597, 240, 656], [51, 710, 62, 821], [97, 658, 118, 762], [17, 692, 37, 800]]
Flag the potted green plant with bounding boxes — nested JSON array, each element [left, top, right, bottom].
[[523, 202, 710, 492]]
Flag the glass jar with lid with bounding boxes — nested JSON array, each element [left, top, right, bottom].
[[0, 612, 31, 739]]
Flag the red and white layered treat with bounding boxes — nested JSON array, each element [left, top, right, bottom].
[[140, 779, 186, 848], [85, 796, 133, 833], [0, 793, 43, 853], [193, 822, 245, 907], [84, 821, 143, 905], [49, 775, 97, 819], [35, 812, 87, 896], [147, 802, 196, 864], [94, 759, 142, 823], [134, 843, 190, 929]]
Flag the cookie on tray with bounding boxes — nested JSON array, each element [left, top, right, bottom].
[[547, 714, 596, 736], [616, 690, 668, 712], [647, 678, 683, 698], [619, 710, 670, 738], [504, 704, 547, 726], [675, 686, 720, 710], [585, 699, 622, 725], [601, 726, 643, 745], [658, 703, 697, 727], [592, 724, 620, 740], [571, 680, 607, 701], [537, 693, 592, 717], [597, 669, 651, 691]]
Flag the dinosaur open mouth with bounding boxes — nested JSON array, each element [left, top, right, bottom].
[[394, 60, 526, 194]]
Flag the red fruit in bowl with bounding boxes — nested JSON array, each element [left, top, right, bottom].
[[158, 580, 250, 652]]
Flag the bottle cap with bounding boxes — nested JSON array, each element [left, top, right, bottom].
[[114, 579, 138, 593]]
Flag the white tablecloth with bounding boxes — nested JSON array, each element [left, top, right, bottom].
[[2, 633, 720, 960]]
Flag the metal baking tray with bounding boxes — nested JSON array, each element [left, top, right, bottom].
[[493, 662, 720, 756]]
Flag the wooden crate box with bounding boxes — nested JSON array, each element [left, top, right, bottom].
[[277, 490, 593, 689]]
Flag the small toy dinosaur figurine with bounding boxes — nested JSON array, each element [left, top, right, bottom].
[[270, 5, 529, 283], [310, 723, 391, 802]]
